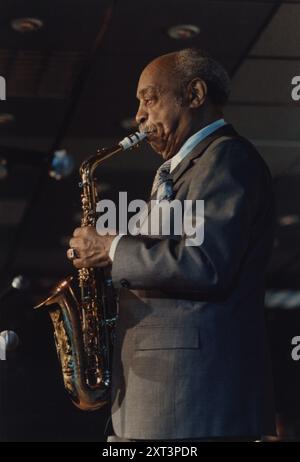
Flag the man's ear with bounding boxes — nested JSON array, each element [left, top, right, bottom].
[[187, 78, 207, 108]]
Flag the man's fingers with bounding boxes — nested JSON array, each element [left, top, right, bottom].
[[69, 237, 83, 249], [67, 229, 112, 267], [69, 237, 94, 255], [72, 258, 86, 269], [73, 227, 83, 237]]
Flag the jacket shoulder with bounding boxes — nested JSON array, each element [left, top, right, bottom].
[[199, 134, 272, 181]]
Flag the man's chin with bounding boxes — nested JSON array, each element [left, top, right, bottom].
[[148, 139, 166, 156]]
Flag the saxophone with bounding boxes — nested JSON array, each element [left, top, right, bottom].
[[35, 132, 147, 411]]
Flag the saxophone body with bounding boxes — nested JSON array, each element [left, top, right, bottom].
[[35, 132, 146, 411]]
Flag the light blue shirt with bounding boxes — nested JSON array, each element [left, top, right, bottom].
[[109, 118, 227, 261], [170, 118, 227, 172]]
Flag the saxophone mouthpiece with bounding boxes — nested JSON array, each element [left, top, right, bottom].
[[119, 131, 147, 150]]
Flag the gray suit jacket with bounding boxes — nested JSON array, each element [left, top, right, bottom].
[[110, 124, 276, 440]]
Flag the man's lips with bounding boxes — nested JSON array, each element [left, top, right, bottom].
[[140, 126, 157, 136], [143, 129, 161, 143], [140, 127, 164, 145]]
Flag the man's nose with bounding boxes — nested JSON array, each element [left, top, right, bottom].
[[135, 105, 148, 126]]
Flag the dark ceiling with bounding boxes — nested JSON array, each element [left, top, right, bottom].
[[0, 0, 299, 295]]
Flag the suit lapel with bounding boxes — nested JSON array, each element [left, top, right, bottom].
[[140, 124, 240, 231]]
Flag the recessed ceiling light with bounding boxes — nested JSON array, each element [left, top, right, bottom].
[[0, 113, 15, 125], [11, 17, 44, 33], [278, 214, 300, 226], [167, 24, 200, 40]]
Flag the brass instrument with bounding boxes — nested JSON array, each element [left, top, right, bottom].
[[35, 132, 147, 411]]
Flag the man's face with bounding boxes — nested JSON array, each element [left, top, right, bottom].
[[136, 58, 191, 160]]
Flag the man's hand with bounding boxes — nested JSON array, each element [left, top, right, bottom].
[[67, 227, 116, 269]]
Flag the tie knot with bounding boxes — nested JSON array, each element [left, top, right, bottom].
[[158, 158, 172, 174], [151, 159, 172, 196]]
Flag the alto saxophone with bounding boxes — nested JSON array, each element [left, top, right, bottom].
[[35, 132, 147, 411]]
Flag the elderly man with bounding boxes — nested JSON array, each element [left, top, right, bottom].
[[68, 48, 276, 441]]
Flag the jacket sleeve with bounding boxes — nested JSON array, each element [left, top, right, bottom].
[[111, 138, 267, 293]]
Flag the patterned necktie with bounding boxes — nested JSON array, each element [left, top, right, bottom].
[[150, 159, 173, 201]]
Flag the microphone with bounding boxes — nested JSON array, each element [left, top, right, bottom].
[[0, 275, 29, 302], [0, 330, 19, 360]]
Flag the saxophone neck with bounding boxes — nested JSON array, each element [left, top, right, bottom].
[[79, 131, 147, 177], [79, 144, 121, 178]]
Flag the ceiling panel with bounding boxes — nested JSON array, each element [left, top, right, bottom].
[[105, 0, 275, 57], [225, 105, 300, 141], [230, 58, 299, 104], [251, 3, 300, 57], [0, 0, 277, 141], [0, 0, 111, 51], [60, 0, 276, 138]]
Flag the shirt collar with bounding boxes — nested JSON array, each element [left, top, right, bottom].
[[170, 118, 227, 173]]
